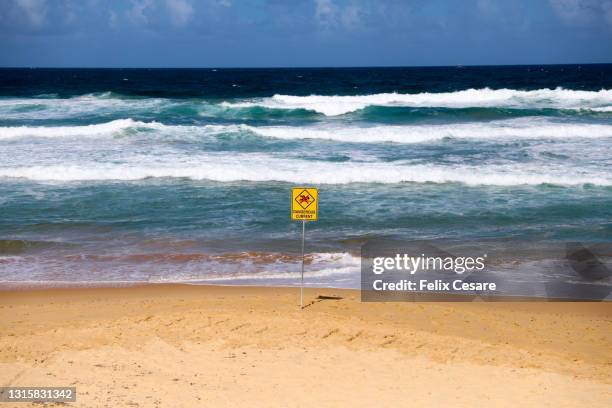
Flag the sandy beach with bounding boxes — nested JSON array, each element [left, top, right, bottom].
[[0, 284, 609, 407]]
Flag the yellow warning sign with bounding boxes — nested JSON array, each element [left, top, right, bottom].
[[291, 187, 318, 221]]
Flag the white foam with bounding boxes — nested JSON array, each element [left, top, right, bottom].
[[3, 117, 610, 143], [0, 94, 170, 120], [223, 88, 612, 116], [0, 120, 250, 140], [152, 252, 360, 282], [1, 88, 610, 120], [0, 256, 23, 263], [199, 266, 355, 281], [249, 119, 612, 143], [0, 119, 162, 139], [1, 153, 609, 186]]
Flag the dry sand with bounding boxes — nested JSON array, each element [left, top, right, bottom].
[[0, 284, 610, 407]]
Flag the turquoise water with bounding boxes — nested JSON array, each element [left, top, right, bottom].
[[0, 67, 611, 289]]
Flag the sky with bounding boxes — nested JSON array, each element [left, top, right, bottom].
[[0, 0, 611, 67]]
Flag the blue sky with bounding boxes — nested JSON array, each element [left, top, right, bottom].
[[0, 0, 611, 67]]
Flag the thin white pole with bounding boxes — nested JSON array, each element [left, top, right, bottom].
[[301, 220, 305, 309]]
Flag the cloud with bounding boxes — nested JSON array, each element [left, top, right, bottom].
[[314, 0, 362, 31], [14, 0, 47, 28], [126, 0, 194, 28], [548, 0, 612, 27], [314, 0, 336, 28], [127, 0, 155, 25], [341, 4, 361, 28], [474, 0, 530, 32], [164, 0, 193, 27], [606, 3, 612, 26], [108, 9, 119, 29], [0, 0, 80, 34]]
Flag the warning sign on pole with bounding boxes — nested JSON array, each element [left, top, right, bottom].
[[291, 187, 318, 221], [291, 187, 318, 309]]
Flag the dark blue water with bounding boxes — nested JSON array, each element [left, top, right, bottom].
[[0, 66, 611, 289], [2, 65, 611, 98]]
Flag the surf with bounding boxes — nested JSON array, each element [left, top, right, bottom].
[[222, 87, 612, 116], [2, 117, 611, 143], [2, 159, 610, 186]]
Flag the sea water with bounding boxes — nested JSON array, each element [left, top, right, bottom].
[[0, 66, 611, 291]]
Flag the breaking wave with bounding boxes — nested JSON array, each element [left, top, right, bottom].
[[1, 88, 610, 122], [222, 88, 612, 116], [251, 120, 612, 143], [2, 117, 611, 143], [1, 157, 610, 186], [0, 119, 159, 139]]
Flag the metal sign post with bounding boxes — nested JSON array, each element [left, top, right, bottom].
[[291, 187, 318, 309], [301, 220, 305, 309]]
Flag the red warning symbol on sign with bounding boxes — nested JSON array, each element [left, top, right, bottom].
[[295, 189, 315, 209], [292, 187, 318, 221]]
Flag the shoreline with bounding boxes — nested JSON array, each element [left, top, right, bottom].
[[1, 284, 610, 406], [1, 281, 609, 302], [0, 281, 352, 292]]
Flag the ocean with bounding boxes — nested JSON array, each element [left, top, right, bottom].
[[0, 65, 611, 293]]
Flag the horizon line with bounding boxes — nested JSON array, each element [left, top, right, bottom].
[[1, 62, 612, 70]]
